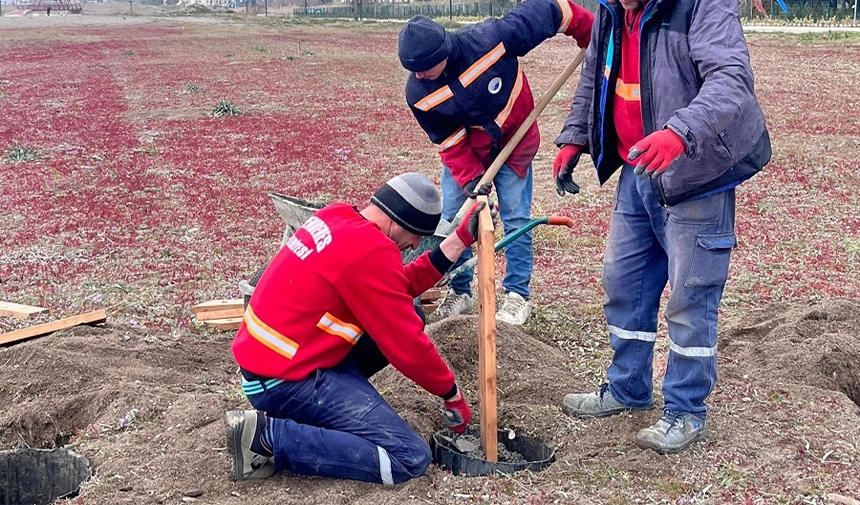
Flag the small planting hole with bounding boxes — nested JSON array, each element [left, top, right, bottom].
[[819, 346, 860, 408], [0, 448, 91, 505]]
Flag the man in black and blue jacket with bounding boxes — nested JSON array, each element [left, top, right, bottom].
[[398, 0, 594, 326], [554, 0, 771, 453]]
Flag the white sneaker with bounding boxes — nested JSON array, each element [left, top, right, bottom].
[[427, 292, 474, 323], [496, 292, 531, 325]]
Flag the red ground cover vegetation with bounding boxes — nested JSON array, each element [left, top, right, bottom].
[[1, 15, 859, 505], [1, 22, 858, 331]]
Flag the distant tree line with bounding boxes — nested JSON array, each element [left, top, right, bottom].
[[289, 0, 853, 21], [153, 0, 855, 21]]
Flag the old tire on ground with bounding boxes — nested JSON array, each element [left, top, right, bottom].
[[430, 429, 555, 476], [0, 448, 91, 504]]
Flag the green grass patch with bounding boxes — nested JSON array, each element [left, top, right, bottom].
[[715, 460, 754, 491], [654, 477, 694, 499], [845, 237, 860, 260], [3, 143, 41, 162], [436, 19, 463, 30], [210, 99, 242, 117], [799, 31, 860, 42]]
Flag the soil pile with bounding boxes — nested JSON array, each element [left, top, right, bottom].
[[1, 299, 858, 504]]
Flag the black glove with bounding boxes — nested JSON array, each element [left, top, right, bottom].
[[462, 175, 493, 199], [552, 145, 583, 197]]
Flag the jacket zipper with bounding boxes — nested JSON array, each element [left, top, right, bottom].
[[637, 1, 669, 206], [595, 0, 620, 171]]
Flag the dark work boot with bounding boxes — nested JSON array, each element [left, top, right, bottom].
[[225, 410, 275, 480]]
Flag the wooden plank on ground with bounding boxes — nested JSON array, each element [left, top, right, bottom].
[[0, 302, 49, 319], [0, 310, 107, 346], [475, 196, 498, 463], [191, 299, 244, 315], [194, 306, 244, 322], [203, 317, 242, 331], [420, 288, 443, 303]]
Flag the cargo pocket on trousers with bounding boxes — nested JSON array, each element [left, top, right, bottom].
[[684, 233, 737, 287]]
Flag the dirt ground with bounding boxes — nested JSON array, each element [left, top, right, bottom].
[[1, 299, 858, 504]]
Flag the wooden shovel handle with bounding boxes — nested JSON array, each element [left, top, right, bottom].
[[448, 48, 587, 227]]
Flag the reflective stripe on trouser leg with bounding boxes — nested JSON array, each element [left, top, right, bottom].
[[662, 188, 736, 418], [377, 446, 393, 485], [440, 165, 472, 295], [604, 166, 668, 408], [494, 164, 533, 299]]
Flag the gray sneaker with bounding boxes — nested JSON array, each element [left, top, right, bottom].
[[562, 383, 654, 418], [427, 292, 474, 323], [635, 410, 707, 454], [225, 410, 276, 480]]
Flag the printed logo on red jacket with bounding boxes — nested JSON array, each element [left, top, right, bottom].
[[284, 216, 332, 260]]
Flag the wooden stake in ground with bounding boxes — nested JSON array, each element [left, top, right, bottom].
[[475, 196, 499, 463], [0, 310, 107, 346]]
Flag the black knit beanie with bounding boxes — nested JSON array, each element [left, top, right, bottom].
[[398, 16, 452, 72], [371, 173, 442, 236]]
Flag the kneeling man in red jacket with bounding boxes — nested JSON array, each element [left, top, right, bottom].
[[227, 172, 487, 484]]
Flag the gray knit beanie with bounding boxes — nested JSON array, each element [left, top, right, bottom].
[[371, 173, 442, 236]]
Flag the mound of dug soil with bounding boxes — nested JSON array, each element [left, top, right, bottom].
[[0, 299, 857, 503], [720, 298, 860, 406]]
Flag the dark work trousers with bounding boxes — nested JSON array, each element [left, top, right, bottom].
[[604, 164, 736, 418], [241, 304, 432, 484]]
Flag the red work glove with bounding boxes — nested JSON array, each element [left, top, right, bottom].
[[454, 201, 487, 248], [552, 144, 584, 197], [442, 387, 471, 435], [629, 129, 686, 177]]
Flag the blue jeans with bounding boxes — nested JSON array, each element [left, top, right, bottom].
[[441, 163, 533, 298], [243, 336, 431, 484], [604, 164, 736, 418]]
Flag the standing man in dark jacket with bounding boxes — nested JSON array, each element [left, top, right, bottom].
[[554, 0, 771, 453], [398, 0, 594, 326]]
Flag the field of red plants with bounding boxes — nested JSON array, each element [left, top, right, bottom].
[[1, 9, 859, 505], [1, 18, 859, 333]]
